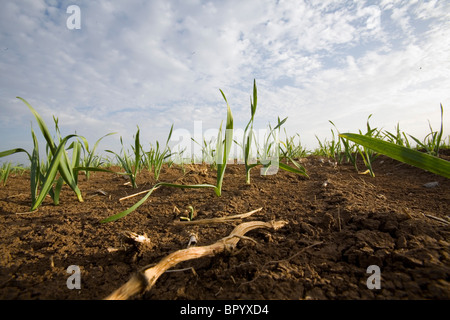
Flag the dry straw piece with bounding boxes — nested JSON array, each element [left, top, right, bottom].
[[105, 219, 288, 300], [173, 207, 263, 225]]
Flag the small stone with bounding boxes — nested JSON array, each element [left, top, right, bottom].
[[423, 181, 439, 188]]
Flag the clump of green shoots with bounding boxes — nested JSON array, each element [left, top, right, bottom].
[[408, 103, 444, 157], [0, 97, 118, 210], [279, 130, 308, 161], [0, 162, 13, 186], [383, 122, 412, 149], [315, 126, 343, 162], [1, 163, 27, 186], [325, 115, 380, 177], [143, 125, 174, 181], [106, 127, 142, 188], [0, 98, 86, 210], [192, 136, 217, 170], [256, 116, 308, 178], [328, 120, 358, 167], [77, 132, 117, 180], [258, 116, 286, 174], [355, 114, 381, 177]]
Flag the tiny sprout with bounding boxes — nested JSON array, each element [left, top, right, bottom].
[[180, 205, 195, 221]]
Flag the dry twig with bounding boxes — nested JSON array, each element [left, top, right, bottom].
[[173, 207, 263, 225], [119, 186, 161, 202], [104, 219, 287, 300], [423, 213, 450, 225]]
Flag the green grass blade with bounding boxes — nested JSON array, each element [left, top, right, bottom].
[[73, 166, 119, 175], [100, 184, 159, 223], [69, 140, 82, 184], [100, 182, 216, 223], [80, 132, 117, 156], [17, 97, 56, 152], [273, 116, 287, 131], [1, 162, 12, 186], [52, 177, 64, 205], [279, 157, 309, 178], [216, 89, 234, 196], [251, 79, 257, 118], [340, 133, 450, 179], [59, 147, 84, 202], [30, 127, 40, 204], [165, 124, 174, 146], [437, 104, 444, 147], [0, 148, 31, 159], [134, 127, 141, 175]]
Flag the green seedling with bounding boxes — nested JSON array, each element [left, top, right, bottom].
[[257, 117, 308, 178], [0, 162, 12, 186], [144, 125, 173, 181], [328, 120, 357, 167], [0, 131, 78, 210], [78, 132, 117, 180], [192, 136, 217, 169], [180, 206, 196, 221], [257, 117, 285, 174], [242, 79, 259, 184], [408, 104, 444, 156], [383, 123, 411, 148], [214, 89, 234, 196], [315, 126, 343, 161], [0, 98, 119, 210], [0, 98, 84, 209], [279, 130, 308, 161], [19, 97, 84, 203], [106, 127, 142, 188], [353, 114, 381, 177]]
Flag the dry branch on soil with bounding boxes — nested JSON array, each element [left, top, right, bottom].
[[105, 219, 288, 300]]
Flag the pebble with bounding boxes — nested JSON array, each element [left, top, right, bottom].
[[423, 181, 439, 188]]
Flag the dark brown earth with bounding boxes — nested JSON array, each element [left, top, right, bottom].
[[0, 151, 449, 300]]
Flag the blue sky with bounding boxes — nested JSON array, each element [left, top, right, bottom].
[[1, 0, 449, 164]]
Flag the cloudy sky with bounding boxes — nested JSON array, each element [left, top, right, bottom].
[[1, 0, 449, 164]]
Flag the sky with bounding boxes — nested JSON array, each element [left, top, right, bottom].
[[1, 0, 449, 164]]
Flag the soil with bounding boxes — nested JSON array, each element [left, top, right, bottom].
[[0, 151, 449, 300]]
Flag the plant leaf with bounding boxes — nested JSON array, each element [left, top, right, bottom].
[[340, 133, 450, 179]]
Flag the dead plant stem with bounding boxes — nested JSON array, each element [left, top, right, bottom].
[[173, 207, 263, 225]]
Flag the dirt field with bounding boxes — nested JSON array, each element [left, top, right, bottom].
[[0, 152, 449, 300]]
